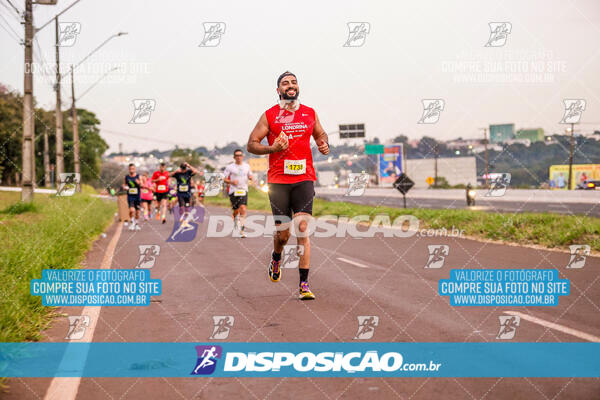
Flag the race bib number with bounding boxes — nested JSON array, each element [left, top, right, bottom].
[[157, 184, 166, 191], [178, 184, 189, 192], [128, 188, 138, 195], [284, 159, 306, 175], [169, 189, 176, 195], [141, 188, 149, 194], [234, 189, 247, 197]]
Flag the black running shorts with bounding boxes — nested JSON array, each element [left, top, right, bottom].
[[127, 197, 141, 209], [177, 193, 191, 208], [229, 193, 248, 210], [155, 192, 169, 202], [268, 180, 315, 223]]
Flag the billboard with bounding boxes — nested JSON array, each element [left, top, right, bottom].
[[378, 144, 403, 185], [549, 164, 600, 190], [489, 124, 514, 143]]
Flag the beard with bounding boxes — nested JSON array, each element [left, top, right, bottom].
[[280, 87, 299, 100]]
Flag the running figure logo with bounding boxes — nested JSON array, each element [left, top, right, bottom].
[[496, 315, 520, 339], [354, 316, 379, 340], [282, 245, 304, 269], [168, 206, 204, 242], [57, 173, 80, 196], [425, 245, 449, 269], [486, 173, 511, 197], [203, 173, 224, 196], [485, 22, 512, 47], [199, 22, 226, 47], [418, 99, 445, 124], [209, 316, 234, 340], [560, 99, 586, 124], [343, 22, 370, 47], [566, 245, 590, 269], [65, 315, 90, 340], [136, 245, 161, 269], [57, 22, 81, 47], [346, 173, 369, 196], [191, 345, 222, 375], [129, 99, 156, 124]]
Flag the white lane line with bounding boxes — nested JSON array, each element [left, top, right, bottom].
[[44, 221, 124, 400], [504, 311, 600, 343], [337, 257, 370, 269]]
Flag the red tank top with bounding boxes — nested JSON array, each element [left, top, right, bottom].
[[265, 103, 316, 184]]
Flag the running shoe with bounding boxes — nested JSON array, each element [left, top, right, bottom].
[[299, 281, 315, 300], [135, 223, 141, 231], [268, 258, 281, 282], [240, 228, 247, 238], [162, 216, 166, 224], [156, 212, 161, 221], [128, 222, 134, 231]]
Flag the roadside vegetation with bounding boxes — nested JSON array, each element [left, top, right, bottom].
[[206, 187, 600, 251], [0, 191, 116, 343]]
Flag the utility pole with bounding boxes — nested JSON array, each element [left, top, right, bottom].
[[70, 65, 80, 191], [37, 2, 82, 185], [433, 142, 439, 188], [480, 127, 489, 188], [44, 127, 50, 186], [568, 122, 575, 190], [54, 16, 64, 184], [21, 0, 34, 202]]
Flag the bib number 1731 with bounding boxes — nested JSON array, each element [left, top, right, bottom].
[[284, 159, 306, 175]]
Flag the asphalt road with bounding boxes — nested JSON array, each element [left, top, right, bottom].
[[317, 193, 600, 217], [5, 205, 600, 399]]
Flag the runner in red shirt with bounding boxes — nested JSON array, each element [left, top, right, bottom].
[[247, 71, 330, 300], [151, 162, 170, 224]]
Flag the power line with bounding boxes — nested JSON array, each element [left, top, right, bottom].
[[33, 36, 55, 89], [0, 17, 20, 43], [4, 0, 21, 16], [100, 129, 199, 148]]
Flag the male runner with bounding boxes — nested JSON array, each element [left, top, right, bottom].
[[171, 162, 199, 222], [223, 149, 253, 238], [151, 162, 170, 224], [123, 163, 142, 231], [247, 71, 329, 299]]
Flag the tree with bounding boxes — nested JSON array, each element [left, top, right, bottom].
[[392, 135, 408, 144], [0, 88, 23, 185], [170, 148, 201, 167], [0, 84, 108, 187], [62, 108, 108, 186]]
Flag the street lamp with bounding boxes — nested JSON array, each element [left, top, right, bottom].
[[68, 33, 128, 191], [70, 66, 120, 191], [35, 0, 83, 188]]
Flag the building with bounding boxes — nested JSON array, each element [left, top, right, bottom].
[[515, 128, 544, 143], [489, 124, 515, 143]]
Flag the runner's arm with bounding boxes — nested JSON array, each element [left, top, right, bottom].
[[222, 167, 234, 185], [312, 112, 330, 155], [247, 113, 287, 154], [185, 163, 199, 176]]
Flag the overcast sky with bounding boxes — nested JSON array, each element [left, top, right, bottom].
[[1, 0, 599, 153]]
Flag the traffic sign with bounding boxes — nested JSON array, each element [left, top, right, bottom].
[[365, 144, 384, 154], [393, 173, 414, 195], [339, 124, 365, 139]]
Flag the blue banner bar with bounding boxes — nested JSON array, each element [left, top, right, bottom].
[[0, 343, 599, 377]]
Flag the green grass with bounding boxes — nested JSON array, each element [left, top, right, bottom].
[[0, 192, 116, 343], [0, 201, 37, 215], [206, 187, 600, 251]]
